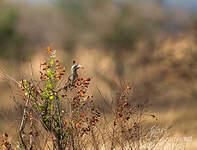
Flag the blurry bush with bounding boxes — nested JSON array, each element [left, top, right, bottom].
[[0, 2, 26, 60], [55, 0, 165, 51]]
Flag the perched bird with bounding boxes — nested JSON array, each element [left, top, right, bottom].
[[57, 61, 83, 92], [70, 61, 83, 85]]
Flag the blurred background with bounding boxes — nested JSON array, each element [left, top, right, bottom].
[[0, 0, 197, 149]]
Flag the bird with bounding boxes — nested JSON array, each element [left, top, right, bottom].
[[57, 61, 83, 92], [70, 60, 83, 85]]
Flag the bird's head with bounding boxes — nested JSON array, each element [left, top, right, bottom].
[[71, 60, 84, 73]]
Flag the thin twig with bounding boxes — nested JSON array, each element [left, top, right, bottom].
[[19, 86, 30, 150], [29, 112, 33, 150]]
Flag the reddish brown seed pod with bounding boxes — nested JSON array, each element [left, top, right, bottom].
[[34, 130, 39, 136], [61, 94, 67, 98], [87, 94, 93, 99], [41, 62, 47, 67], [61, 67, 65, 72], [73, 96, 80, 101], [80, 112, 85, 118], [29, 130, 33, 135], [83, 81, 89, 85], [76, 81, 81, 86], [94, 118, 98, 123], [2, 139, 6, 143], [77, 77, 83, 81], [46, 46, 51, 53], [66, 127, 69, 132], [36, 89, 42, 94], [64, 120, 68, 126], [71, 101, 77, 106], [118, 112, 123, 117], [126, 116, 130, 120], [79, 91, 85, 97], [2, 133, 8, 139], [55, 60, 60, 65], [121, 93, 125, 98], [84, 85, 89, 88], [82, 127, 87, 132], [75, 122, 81, 128], [117, 107, 122, 112], [123, 101, 128, 107], [84, 77, 91, 81], [122, 119, 126, 123], [126, 85, 131, 90], [29, 117, 33, 121]]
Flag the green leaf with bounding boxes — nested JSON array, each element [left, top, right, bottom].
[[47, 83, 52, 90], [49, 95, 54, 100], [50, 60, 54, 65], [24, 92, 28, 96], [47, 69, 54, 79], [43, 115, 50, 122]]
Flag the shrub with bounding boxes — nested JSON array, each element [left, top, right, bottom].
[[0, 47, 180, 150]]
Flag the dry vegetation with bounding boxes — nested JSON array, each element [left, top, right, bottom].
[[0, 47, 190, 150], [0, 1, 196, 150]]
